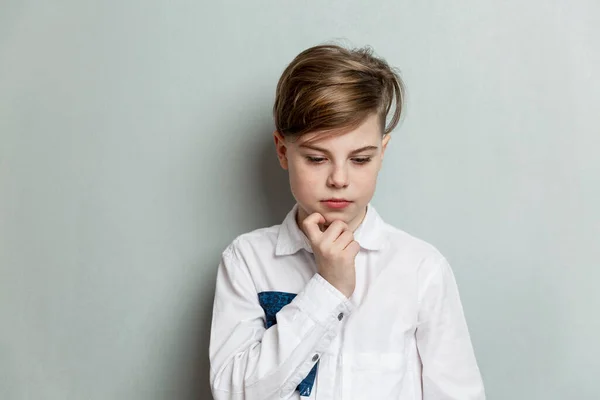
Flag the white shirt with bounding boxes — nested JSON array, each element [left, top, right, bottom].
[[209, 203, 485, 400]]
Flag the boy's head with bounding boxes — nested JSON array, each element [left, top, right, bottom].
[[273, 44, 405, 230]]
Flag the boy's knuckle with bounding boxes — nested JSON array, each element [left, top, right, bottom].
[[332, 220, 344, 229]]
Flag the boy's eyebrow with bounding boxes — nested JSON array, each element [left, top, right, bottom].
[[299, 144, 379, 154]]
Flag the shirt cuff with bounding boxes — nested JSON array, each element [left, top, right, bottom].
[[292, 273, 355, 327]]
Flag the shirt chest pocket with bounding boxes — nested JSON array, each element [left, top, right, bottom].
[[341, 352, 407, 399]]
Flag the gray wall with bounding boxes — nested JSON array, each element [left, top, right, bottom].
[[1, 1, 598, 399]]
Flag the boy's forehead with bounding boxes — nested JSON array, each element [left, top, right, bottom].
[[292, 127, 380, 150]]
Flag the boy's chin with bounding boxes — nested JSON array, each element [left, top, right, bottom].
[[320, 209, 354, 223]]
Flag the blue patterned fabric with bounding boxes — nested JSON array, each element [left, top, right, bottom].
[[258, 291, 297, 328], [258, 291, 319, 397]]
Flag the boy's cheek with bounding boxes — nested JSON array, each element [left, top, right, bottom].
[[290, 171, 319, 196], [292, 166, 321, 185]]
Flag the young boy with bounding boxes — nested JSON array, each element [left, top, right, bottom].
[[209, 44, 485, 399]]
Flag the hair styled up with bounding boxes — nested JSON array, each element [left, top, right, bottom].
[[273, 43, 405, 142]]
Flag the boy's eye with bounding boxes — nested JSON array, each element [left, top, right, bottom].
[[305, 156, 373, 164], [352, 157, 372, 164], [306, 156, 326, 163]]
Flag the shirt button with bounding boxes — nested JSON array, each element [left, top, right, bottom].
[[312, 354, 319, 362], [337, 312, 344, 321]]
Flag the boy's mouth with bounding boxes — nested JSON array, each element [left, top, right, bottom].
[[321, 199, 352, 209]]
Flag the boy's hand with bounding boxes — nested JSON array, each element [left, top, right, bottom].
[[302, 212, 360, 298]]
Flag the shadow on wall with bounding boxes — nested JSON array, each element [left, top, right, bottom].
[[192, 118, 295, 400], [254, 129, 296, 226]]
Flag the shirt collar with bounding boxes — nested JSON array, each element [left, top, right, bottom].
[[275, 202, 386, 256]]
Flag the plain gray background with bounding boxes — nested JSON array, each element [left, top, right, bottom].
[[1, 1, 599, 399]]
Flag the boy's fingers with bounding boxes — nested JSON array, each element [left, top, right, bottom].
[[332, 230, 354, 251], [321, 220, 349, 244], [302, 212, 326, 242], [344, 240, 360, 253]]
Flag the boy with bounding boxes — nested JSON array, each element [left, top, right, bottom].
[[209, 44, 485, 399]]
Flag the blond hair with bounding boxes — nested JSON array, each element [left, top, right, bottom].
[[273, 44, 405, 141]]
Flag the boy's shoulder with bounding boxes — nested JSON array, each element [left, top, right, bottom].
[[222, 223, 282, 258], [378, 218, 447, 263]]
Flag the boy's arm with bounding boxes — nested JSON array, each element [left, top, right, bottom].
[[209, 242, 353, 400], [416, 255, 486, 400]]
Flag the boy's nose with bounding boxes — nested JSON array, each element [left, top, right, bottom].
[[326, 165, 349, 188]]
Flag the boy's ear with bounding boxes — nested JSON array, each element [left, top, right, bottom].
[[381, 134, 391, 161], [273, 130, 289, 170]]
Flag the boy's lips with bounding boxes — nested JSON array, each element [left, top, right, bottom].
[[321, 199, 352, 209]]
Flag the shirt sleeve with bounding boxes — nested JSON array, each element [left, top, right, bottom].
[[209, 242, 354, 400], [416, 255, 486, 400]]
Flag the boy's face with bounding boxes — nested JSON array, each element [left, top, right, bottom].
[[274, 113, 391, 232]]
